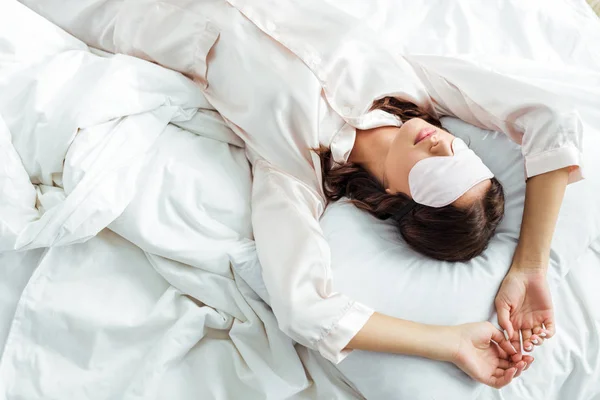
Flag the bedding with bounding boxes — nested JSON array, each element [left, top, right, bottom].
[[0, 3, 355, 399], [1, 1, 600, 400], [325, 235, 600, 400], [33, 0, 598, 367], [489, 239, 600, 400], [323, 117, 600, 399]]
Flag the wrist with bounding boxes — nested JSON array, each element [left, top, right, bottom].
[[420, 325, 460, 363], [510, 250, 548, 275], [509, 261, 547, 276]]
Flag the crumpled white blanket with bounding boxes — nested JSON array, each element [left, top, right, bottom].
[[3, 0, 600, 399], [0, 2, 355, 399]]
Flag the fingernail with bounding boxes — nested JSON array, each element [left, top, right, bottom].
[[540, 332, 547, 337], [503, 330, 510, 340], [532, 339, 538, 344], [525, 345, 533, 351]]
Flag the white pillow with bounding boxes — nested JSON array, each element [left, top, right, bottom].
[[323, 117, 600, 399]]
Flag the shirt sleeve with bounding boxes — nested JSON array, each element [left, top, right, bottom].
[[19, 0, 220, 88], [405, 54, 584, 184], [251, 159, 374, 364]]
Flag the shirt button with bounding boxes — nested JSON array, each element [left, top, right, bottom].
[[266, 21, 277, 32]]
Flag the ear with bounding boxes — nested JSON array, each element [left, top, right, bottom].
[[385, 188, 392, 194]]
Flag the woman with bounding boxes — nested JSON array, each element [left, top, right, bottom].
[[12, 0, 583, 391], [320, 97, 505, 262], [198, 0, 581, 389]]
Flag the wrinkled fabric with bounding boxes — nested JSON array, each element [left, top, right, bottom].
[[18, 0, 590, 363], [195, 0, 587, 363], [1, 3, 361, 399], [0, 3, 210, 252], [23, 0, 591, 364], [9, 0, 600, 392]]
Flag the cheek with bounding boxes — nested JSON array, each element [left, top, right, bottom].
[[385, 147, 428, 195], [399, 118, 424, 137], [385, 153, 412, 194], [404, 151, 426, 170]]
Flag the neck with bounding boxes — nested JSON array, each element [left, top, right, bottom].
[[349, 126, 396, 184]]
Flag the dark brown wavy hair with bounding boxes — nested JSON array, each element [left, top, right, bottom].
[[319, 97, 505, 262]]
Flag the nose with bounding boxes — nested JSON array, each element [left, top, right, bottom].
[[429, 134, 453, 156]]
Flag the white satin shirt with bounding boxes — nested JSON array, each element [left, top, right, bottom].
[[191, 0, 585, 364], [52, 0, 583, 364]]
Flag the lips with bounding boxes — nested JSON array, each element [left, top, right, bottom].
[[414, 127, 436, 145]]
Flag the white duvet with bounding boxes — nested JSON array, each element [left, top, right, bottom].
[[0, 2, 355, 399], [1, 0, 600, 399]]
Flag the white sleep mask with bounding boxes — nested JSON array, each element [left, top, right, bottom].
[[408, 138, 494, 208]]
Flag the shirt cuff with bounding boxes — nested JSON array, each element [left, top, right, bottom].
[[316, 301, 375, 364], [524, 145, 584, 184]]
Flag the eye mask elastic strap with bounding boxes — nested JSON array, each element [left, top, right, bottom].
[[390, 199, 417, 222]]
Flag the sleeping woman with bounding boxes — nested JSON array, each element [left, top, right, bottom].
[[195, 0, 583, 389]]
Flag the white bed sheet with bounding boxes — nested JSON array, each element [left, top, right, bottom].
[[323, 116, 600, 399], [487, 239, 600, 400], [1, 0, 599, 399], [2, 235, 598, 400]]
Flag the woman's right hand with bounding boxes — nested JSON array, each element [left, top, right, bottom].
[[347, 313, 532, 389], [447, 322, 533, 389]]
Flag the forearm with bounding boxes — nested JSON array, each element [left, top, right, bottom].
[[511, 167, 570, 273], [346, 312, 455, 362]]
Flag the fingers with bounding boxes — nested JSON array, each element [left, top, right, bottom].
[[532, 334, 544, 347], [522, 355, 534, 371], [494, 368, 506, 378], [532, 326, 548, 346], [490, 327, 509, 347], [533, 326, 545, 338], [497, 336, 519, 358], [496, 305, 514, 339], [522, 329, 534, 352], [489, 354, 532, 389], [524, 325, 551, 351], [513, 360, 526, 378], [543, 320, 556, 338], [508, 331, 523, 363], [496, 344, 508, 360], [510, 350, 523, 364], [490, 327, 519, 360], [489, 367, 517, 389], [494, 336, 522, 363]]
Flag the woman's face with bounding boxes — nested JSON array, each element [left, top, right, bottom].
[[383, 118, 490, 206]]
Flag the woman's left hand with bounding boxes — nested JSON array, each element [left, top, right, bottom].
[[495, 267, 555, 351]]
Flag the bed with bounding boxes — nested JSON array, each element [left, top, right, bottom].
[[1, 0, 599, 399]]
